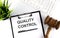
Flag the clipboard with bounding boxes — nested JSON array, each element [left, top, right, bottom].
[[10, 11, 45, 38]]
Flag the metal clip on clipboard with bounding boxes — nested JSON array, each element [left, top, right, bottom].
[[18, 13, 32, 19]]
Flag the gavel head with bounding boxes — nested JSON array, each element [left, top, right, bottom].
[[44, 16, 60, 29]]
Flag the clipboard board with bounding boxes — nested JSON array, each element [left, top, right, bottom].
[[10, 11, 45, 38]]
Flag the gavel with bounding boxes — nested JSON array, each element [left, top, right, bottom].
[[44, 16, 60, 38]]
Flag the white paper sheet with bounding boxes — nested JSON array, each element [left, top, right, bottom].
[[10, 11, 44, 38]]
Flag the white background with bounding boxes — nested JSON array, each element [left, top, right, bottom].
[[0, 0, 60, 38]]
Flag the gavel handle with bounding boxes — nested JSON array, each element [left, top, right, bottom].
[[45, 27, 52, 38]]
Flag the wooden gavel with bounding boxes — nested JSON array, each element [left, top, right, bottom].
[[44, 16, 60, 38]]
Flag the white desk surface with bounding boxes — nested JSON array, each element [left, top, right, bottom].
[[0, 0, 60, 38]]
